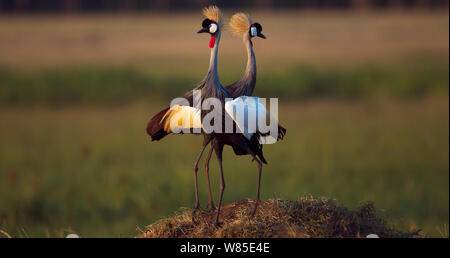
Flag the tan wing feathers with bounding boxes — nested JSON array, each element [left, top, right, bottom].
[[161, 105, 202, 133]]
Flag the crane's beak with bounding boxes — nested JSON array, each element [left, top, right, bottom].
[[257, 33, 266, 39], [197, 28, 209, 34]]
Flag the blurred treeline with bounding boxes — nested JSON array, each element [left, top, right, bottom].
[[0, 0, 448, 12]]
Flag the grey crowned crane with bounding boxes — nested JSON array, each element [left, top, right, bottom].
[[146, 5, 227, 211], [202, 12, 268, 211]]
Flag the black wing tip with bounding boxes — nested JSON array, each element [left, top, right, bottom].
[[277, 126, 287, 141]]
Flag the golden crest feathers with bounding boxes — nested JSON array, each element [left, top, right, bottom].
[[203, 5, 223, 26], [229, 12, 252, 35]]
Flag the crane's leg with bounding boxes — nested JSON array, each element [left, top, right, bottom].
[[213, 142, 225, 225], [193, 137, 212, 212], [204, 145, 216, 211], [240, 145, 263, 218], [251, 158, 263, 217]]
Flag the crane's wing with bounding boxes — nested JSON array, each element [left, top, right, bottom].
[[161, 105, 202, 134], [224, 96, 280, 144]]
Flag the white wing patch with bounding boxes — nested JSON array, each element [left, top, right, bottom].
[[225, 96, 279, 144]]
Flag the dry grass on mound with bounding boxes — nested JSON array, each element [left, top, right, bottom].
[[139, 198, 420, 238]]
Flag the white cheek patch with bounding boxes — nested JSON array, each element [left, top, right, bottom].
[[251, 26, 258, 37], [209, 23, 218, 34]]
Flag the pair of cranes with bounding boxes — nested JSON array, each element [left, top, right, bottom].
[[146, 6, 286, 224]]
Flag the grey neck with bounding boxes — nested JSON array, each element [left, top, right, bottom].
[[199, 31, 230, 100], [242, 34, 257, 95], [227, 33, 257, 97], [205, 32, 221, 85], [187, 30, 232, 104]]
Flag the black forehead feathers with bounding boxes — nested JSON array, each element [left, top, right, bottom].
[[202, 18, 212, 28], [253, 23, 263, 32]]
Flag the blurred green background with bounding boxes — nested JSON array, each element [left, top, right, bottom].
[[0, 1, 448, 237]]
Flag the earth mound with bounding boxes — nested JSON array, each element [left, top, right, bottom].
[[138, 198, 419, 238]]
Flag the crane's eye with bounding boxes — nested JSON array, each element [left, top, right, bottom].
[[209, 23, 218, 34]]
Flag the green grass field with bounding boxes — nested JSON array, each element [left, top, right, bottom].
[[0, 10, 448, 237]]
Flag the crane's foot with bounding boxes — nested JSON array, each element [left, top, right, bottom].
[[249, 201, 259, 218], [191, 205, 205, 224], [193, 204, 204, 213], [214, 212, 223, 227], [206, 203, 216, 211], [214, 219, 223, 227]]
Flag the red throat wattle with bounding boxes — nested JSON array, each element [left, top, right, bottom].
[[209, 35, 216, 48]]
